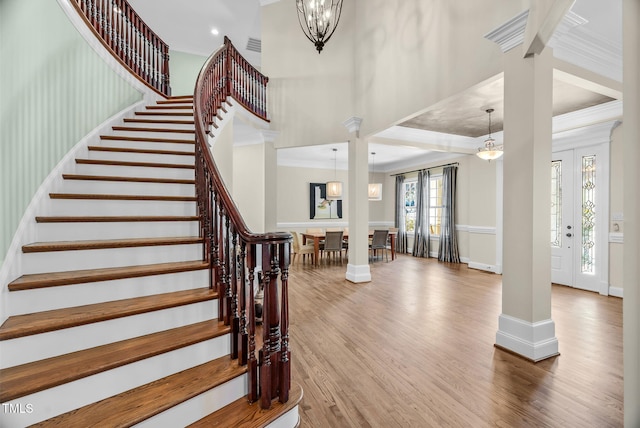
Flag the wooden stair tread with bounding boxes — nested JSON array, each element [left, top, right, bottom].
[[62, 174, 196, 185], [0, 320, 229, 403], [36, 215, 200, 223], [158, 97, 193, 103], [31, 357, 246, 428], [123, 118, 195, 125], [188, 383, 303, 428], [134, 111, 194, 117], [87, 146, 194, 156], [0, 286, 214, 340], [7, 260, 208, 292], [146, 105, 193, 110], [49, 193, 196, 201], [75, 159, 194, 169], [100, 135, 194, 144], [22, 236, 203, 253], [112, 126, 195, 134]]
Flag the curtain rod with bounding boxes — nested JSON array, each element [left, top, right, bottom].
[[390, 162, 459, 177]]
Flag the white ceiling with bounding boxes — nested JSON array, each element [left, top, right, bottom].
[[129, 0, 623, 172]]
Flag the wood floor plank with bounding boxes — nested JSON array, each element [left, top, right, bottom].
[[31, 357, 246, 428], [0, 287, 215, 340], [0, 320, 229, 402], [287, 255, 623, 427]]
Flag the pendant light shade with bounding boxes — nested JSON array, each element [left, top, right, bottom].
[[476, 108, 504, 161], [368, 152, 382, 201], [326, 148, 342, 199], [296, 0, 344, 53]]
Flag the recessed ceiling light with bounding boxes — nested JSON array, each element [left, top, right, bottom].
[[211, 28, 219, 36]]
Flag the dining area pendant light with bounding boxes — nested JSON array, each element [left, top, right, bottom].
[[326, 148, 343, 199], [296, 0, 343, 54], [368, 152, 383, 201], [476, 108, 504, 161]]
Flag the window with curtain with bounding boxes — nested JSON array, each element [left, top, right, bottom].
[[429, 175, 443, 235], [404, 181, 417, 233]]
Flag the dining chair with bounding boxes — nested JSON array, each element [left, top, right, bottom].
[[291, 231, 315, 264], [369, 229, 390, 262], [322, 230, 345, 264]]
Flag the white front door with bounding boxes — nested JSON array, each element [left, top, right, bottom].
[[551, 145, 609, 293]]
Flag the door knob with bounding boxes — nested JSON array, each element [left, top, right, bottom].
[[566, 233, 572, 237]]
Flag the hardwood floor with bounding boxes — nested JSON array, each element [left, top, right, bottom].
[[287, 255, 623, 427]]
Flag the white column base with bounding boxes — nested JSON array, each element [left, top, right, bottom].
[[345, 264, 371, 283], [495, 314, 559, 362]]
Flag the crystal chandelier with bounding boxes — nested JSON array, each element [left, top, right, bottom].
[[476, 108, 504, 161], [296, 0, 344, 54]]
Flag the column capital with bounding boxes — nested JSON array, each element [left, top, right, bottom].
[[342, 117, 363, 134]]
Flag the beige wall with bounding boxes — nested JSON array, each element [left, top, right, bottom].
[[233, 144, 265, 233], [262, 1, 356, 149], [169, 50, 207, 97], [211, 117, 234, 193]]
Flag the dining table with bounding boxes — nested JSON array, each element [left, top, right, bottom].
[[301, 230, 397, 266]]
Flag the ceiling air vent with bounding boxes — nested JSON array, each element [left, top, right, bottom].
[[246, 38, 261, 53]]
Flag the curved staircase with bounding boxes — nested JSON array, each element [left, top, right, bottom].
[[0, 97, 301, 427]]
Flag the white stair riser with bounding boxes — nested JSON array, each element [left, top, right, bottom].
[[99, 139, 195, 152], [7, 269, 208, 316], [87, 150, 194, 165], [21, 243, 203, 274], [1, 336, 231, 427], [135, 375, 247, 428], [122, 122, 195, 131], [0, 299, 218, 368], [61, 180, 194, 197], [44, 199, 197, 217], [36, 221, 200, 241], [110, 130, 195, 141], [72, 163, 195, 180]]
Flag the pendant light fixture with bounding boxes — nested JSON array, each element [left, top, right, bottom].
[[295, 0, 344, 54], [368, 152, 383, 201], [476, 108, 504, 161], [326, 148, 343, 199]]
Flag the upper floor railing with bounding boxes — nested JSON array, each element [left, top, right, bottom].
[[71, 0, 171, 96], [194, 37, 291, 409]]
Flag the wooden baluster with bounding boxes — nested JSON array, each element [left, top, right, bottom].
[[267, 245, 282, 401], [215, 198, 224, 322], [224, 217, 232, 326], [230, 227, 239, 359], [260, 244, 273, 409], [239, 241, 248, 366], [279, 242, 291, 403], [247, 245, 258, 402]]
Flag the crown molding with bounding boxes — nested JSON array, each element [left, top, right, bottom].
[[484, 10, 529, 53], [552, 100, 622, 133], [552, 120, 618, 151]]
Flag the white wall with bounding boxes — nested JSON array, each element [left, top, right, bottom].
[[233, 144, 266, 233]]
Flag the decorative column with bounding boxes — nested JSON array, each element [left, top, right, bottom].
[[343, 117, 371, 283], [623, 0, 640, 424], [485, 4, 573, 361]]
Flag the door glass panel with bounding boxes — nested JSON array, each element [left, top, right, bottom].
[[551, 161, 562, 247], [581, 155, 596, 273]]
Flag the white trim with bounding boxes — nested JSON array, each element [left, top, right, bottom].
[[342, 117, 363, 134], [277, 221, 393, 230], [456, 224, 496, 235], [609, 233, 624, 243], [553, 120, 620, 151], [552, 101, 622, 134], [609, 287, 624, 298], [468, 262, 500, 274], [265, 406, 300, 428], [495, 314, 559, 362], [346, 264, 371, 283], [484, 10, 529, 53]]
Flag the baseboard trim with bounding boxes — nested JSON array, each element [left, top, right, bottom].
[[495, 314, 559, 362], [468, 261, 499, 274], [346, 264, 371, 283], [609, 286, 623, 298]]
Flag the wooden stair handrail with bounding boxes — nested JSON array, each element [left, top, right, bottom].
[[194, 37, 292, 410], [70, 0, 171, 96]]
